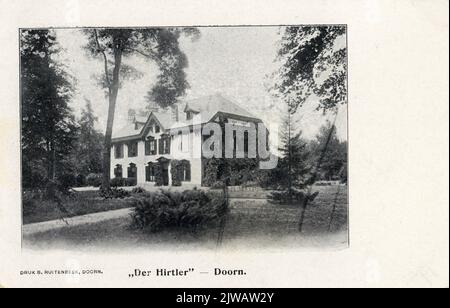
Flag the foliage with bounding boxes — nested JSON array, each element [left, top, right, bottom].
[[268, 113, 317, 203], [202, 159, 221, 187], [69, 100, 104, 181], [170, 159, 183, 186], [171, 159, 191, 186], [154, 162, 164, 186], [131, 187, 146, 194], [22, 190, 43, 217], [273, 26, 347, 113], [270, 188, 319, 205], [309, 120, 347, 181], [21, 29, 78, 190], [109, 177, 138, 187], [131, 189, 227, 232], [110, 177, 126, 187], [339, 162, 348, 184], [202, 158, 260, 187], [56, 173, 77, 194], [99, 186, 131, 199], [210, 181, 226, 189], [86, 173, 103, 187], [125, 178, 137, 187]]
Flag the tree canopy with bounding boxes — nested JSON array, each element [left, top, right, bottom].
[[21, 29, 78, 189], [69, 99, 105, 181], [273, 26, 347, 113]]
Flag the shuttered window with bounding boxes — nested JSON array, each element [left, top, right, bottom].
[[145, 163, 155, 182]]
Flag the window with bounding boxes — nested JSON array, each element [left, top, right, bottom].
[[244, 131, 249, 155], [128, 163, 137, 179], [145, 139, 157, 156], [181, 161, 191, 182], [178, 132, 183, 151], [182, 133, 189, 153], [114, 165, 123, 178], [186, 111, 198, 121], [159, 137, 171, 155], [145, 163, 155, 182], [128, 142, 138, 157], [115, 144, 124, 159], [155, 125, 160, 133]]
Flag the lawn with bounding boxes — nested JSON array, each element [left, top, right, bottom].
[[23, 190, 136, 225], [23, 185, 348, 250]]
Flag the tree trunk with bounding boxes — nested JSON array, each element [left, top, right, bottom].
[[287, 112, 292, 200], [102, 47, 123, 190]]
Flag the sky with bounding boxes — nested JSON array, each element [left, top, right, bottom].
[[55, 27, 347, 141]]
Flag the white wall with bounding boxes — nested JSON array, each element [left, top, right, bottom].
[[111, 127, 203, 186]]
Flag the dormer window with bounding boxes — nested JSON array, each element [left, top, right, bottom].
[[186, 110, 198, 121]]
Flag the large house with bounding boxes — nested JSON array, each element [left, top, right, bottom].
[[111, 94, 268, 187]]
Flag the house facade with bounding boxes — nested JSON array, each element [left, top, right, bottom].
[[110, 94, 268, 187]]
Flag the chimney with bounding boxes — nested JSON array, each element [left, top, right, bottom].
[[171, 105, 179, 122], [128, 109, 136, 123]]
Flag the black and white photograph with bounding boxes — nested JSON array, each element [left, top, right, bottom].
[[1, 0, 448, 290], [20, 26, 348, 250]]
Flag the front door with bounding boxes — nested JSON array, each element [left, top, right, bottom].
[[162, 164, 169, 186]]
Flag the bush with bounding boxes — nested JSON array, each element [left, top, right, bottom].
[[99, 186, 131, 199], [269, 188, 319, 205], [22, 190, 42, 216], [86, 173, 103, 187], [210, 181, 225, 189], [57, 173, 77, 193], [131, 187, 146, 194], [241, 181, 259, 188], [131, 189, 228, 232], [111, 177, 126, 188], [125, 178, 137, 187], [76, 174, 86, 187]]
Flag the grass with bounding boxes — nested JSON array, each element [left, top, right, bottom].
[[23, 185, 348, 250], [23, 190, 136, 225]]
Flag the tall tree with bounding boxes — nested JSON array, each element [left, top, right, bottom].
[[84, 28, 199, 189], [310, 121, 347, 181], [273, 26, 347, 113], [71, 99, 104, 181], [269, 111, 315, 203], [21, 30, 77, 189]]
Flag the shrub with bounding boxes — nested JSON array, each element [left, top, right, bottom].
[[76, 174, 86, 187], [131, 187, 146, 194], [111, 177, 126, 188], [22, 190, 42, 216], [57, 173, 77, 193], [125, 178, 137, 187], [86, 173, 103, 187], [210, 181, 225, 189], [170, 160, 183, 186], [131, 189, 228, 232], [99, 186, 131, 199], [241, 181, 259, 188]]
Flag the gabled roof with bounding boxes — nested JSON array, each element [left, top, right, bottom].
[[112, 94, 260, 142], [184, 94, 257, 122]]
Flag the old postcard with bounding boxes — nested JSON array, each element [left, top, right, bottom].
[[0, 0, 448, 289]]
